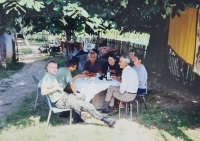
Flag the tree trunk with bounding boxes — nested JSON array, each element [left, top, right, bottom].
[[144, 15, 170, 90]]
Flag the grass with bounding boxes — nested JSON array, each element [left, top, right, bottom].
[[18, 46, 32, 56], [0, 92, 63, 133], [0, 92, 200, 140], [138, 93, 200, 141], [0, 62, 25, 81]]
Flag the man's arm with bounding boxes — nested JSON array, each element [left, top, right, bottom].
[[69, 81, 77, 93], [41, 76, 63, 95], [41, 86, 63, 95], [82, 70, 89, 74], [73, 74, 86, 80], [82, 62, 89, 74]]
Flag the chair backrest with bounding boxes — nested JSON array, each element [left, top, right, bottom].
[[33, 75, 39, 84], [32, 75, 49, 104], [46, 95, 57, 108]]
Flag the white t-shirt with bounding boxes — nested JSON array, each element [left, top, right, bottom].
[[119, 66, 139, 94]]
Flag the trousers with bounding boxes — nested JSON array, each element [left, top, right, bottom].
[[55, 93, 103, 120], [105, 85, 136, 107]]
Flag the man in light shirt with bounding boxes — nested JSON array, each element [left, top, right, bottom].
[[132, 54, 148, 94], [102, 55, 139, 115]]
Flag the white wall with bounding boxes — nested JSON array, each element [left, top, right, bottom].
[[2, 33, 13, 61]]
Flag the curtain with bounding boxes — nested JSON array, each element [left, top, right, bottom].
[[168, 8, 198, 66]]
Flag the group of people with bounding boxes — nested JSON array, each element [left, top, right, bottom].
[[39, 48, 147, 128]]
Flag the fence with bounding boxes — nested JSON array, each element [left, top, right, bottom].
[[106, 39, 148, 63], [106, 38, 196, 89]]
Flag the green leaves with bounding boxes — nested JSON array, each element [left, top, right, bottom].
[[18, 0, 27, 6], [59, 17, 68, 26], [53, 4, 61, 11], [33, 1, 45, 12], [44, 0, 53, 5], [0, 0, 7, 4]]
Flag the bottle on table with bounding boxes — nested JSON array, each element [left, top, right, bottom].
[[107, 66, 111, 81]]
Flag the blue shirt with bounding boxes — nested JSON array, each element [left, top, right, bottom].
[[83, 61, 101, 73], [132, 64, 148, 89]]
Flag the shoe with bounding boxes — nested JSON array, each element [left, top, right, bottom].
[[58, 111, 70, 118], [72, 111, 85, 124], [101, 117, 116, 127], [102, 107, 112, 113]]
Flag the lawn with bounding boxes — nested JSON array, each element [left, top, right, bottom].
[[0, 91, 200, 141]]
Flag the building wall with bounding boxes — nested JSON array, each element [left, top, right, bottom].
[[0, 33, 14, 63]]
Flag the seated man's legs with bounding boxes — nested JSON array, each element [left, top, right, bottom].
[[56, 93, 116, 127], [104, 85, 119, 108], [70, 93, 86, 101], [102, 85, 136, 114]]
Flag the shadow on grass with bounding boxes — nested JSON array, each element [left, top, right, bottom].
[[138, 93, 200, 141], [0, 92, 67, 133]]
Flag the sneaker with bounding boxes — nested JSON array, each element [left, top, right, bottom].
[[102, 117, 116, 127], [102, 107, 112, 113]]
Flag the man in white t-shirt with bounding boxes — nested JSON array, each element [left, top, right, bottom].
[[102, 55, 139, 115]]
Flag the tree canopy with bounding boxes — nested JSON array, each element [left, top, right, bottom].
[[0, 0, 200, 35], [0, 0, 116, 38]]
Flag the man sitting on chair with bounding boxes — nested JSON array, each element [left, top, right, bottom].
[[101, 55, 139, 115], [82, 51, 101, 74], [133, 54, 148, 94], [40, 60, 116, 127]]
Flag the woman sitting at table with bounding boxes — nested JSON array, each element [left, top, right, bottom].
[[102, 54, 122, 81]]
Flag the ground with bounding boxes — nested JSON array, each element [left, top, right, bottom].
[[0, 43, 200, 141]]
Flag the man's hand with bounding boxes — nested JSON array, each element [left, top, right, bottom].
[[57, 86, 63, 92], [82, 70, 89, 74], [111, 76, 118, 81], [79, 74, 86, 78]]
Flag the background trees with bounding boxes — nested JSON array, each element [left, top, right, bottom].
[[1, 0, 200, 90]]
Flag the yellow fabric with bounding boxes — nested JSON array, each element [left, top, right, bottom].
[[168, 8, 198, 65]]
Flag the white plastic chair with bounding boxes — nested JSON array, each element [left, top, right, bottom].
[[45, 95, 72, 129], [32, 75, 72, 129]]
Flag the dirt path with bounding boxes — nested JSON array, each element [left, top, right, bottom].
[[0, 45, 49, 118]]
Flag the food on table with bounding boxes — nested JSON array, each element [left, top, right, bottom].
[[85, 73, 96, 77]]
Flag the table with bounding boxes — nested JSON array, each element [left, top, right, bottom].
[[74, 77, 120, 108]]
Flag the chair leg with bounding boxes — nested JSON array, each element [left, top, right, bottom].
[[126, 103, 128, 115], [46, 109, 52, 129], [130, 103, 132, 122], [143, 96, 147, 110], [119, 107, 121, 120], [70, 109, 72, 126], [34, 89, 39, 110], [136, 100, 139, 116]]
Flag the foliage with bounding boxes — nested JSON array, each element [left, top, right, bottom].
[[81, 0, 200, 33], [1, 0, 200, 36], [0, 0, 116, 38]]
